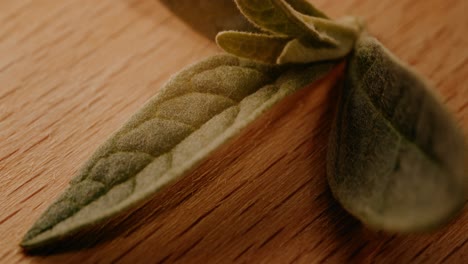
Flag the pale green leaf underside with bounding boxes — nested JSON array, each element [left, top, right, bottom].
[[22, 55, 333, 249], [327, 35, 468, 232]]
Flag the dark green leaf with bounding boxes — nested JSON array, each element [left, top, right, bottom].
[[327, 35, 468, 232]]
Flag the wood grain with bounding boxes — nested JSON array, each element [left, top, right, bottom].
[[0, 0, 467, 263]]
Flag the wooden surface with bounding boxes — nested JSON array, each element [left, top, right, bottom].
[[1, 0, 467, 263]]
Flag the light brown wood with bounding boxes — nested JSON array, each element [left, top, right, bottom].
[[1, 0, 467, 263]]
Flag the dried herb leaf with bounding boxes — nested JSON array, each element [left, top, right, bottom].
[[22, 55, 333, 250], [161, 0, 256, 39], [327, 34, 468, 232]]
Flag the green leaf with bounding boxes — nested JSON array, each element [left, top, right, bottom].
[[218, 2, 362, 65], [161, 0, 256, 39], [327, 34, 468, 232], [234, 0, 335, 44], [277, 38, 350, 64], [277, 17, 360, 63], [22, 55, 334, 250], [216, 31, 291, 64], [217, 18, 360, 64], [216, 20, 358, 65]]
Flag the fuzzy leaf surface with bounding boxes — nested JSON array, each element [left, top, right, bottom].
[[283, 0, 328, 18], [327, 35, 468, 232], [22, 55, 333, 250], [216, 31, 291, 64], [235, 0, 335, 44]]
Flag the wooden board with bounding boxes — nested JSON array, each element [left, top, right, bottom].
[[0, 0, 467, 263]]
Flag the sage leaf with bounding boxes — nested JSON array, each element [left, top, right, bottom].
[[283, 0, 328, 19], [235, 0, 336, 44], [277, 17, 361, 64], [327, 34, 468, 232], [22, 55, 334, 250], [216, 31, 291, 64], [217, 18, 360, 64], [161, 0, 256, 39], [277, 38, 351, 64], [218, 1, 361, 65]]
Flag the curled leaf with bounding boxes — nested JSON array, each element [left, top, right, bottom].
[[22, 55, 334, 250], [327, 34, 468, 232]]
